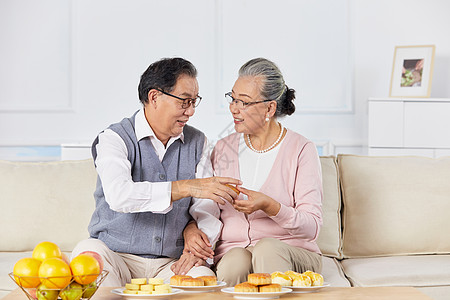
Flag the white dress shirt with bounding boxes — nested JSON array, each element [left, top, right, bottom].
[[94, 109, 221, 246]]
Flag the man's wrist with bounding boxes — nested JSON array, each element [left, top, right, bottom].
[[171, 179, 190, 202]]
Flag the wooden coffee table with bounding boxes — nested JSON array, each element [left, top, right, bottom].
[[3, 286, 433, 300]]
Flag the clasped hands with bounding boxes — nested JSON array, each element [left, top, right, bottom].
[[171, 222, 212, 275], [177, 177, 276, 214], [171, 184, 281, 275], [172, 176, 278, 215]]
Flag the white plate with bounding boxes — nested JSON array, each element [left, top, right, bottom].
[[111, 288, 183, 299], [286, 282, 330, 293], [170, 281, 227, 293], [221, 287, 292, 299]]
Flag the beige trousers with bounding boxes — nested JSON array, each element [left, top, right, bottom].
[[72, 238, 215, 286], [215, 238, 322, 286]]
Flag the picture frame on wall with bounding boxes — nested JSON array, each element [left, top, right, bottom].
[[389, 45, 435, 98]]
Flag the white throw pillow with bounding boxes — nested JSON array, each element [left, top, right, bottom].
[[0, 159, 97, 252], [339, 154, 450, 258], [316, 156, 342, 258]]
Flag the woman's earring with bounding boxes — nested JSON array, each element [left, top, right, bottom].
[[265, 115, 270, 122]]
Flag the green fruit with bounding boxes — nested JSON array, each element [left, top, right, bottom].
[[82, 281, 97, 298], [60, 282, 83, 300], [36, 283, 59, 300]]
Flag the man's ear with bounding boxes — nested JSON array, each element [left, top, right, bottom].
[[147, 89, 159, 107]]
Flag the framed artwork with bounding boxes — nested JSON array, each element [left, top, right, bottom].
[[389, 45, 435, 98]]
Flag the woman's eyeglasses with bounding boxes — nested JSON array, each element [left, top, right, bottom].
[[225, 92, 273, 110]]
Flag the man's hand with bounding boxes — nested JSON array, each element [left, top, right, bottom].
[[183, 222, 214, 260], [172, 177, 241, 204], [170, 252, 206, 275]]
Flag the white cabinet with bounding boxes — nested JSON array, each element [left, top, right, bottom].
[[368, 98, 450, 157]]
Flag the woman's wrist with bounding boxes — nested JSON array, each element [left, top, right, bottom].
[[263, 197, 281, 216]]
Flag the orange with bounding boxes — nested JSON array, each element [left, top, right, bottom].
[[38, 258, 72, 289], [225, 184, 240, 195], [13, 257, 42, 288], [70, 254, 100, 285], [32, 241, 62, 262]]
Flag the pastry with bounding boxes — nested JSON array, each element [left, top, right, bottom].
[[140, 284, 153, 291], [303, 271, 324, 286], [170, 275, 192, 285], [225, 184, 240, 195], [152, 289, 172, 294], [259, 283, 282, 292], [148, 278, 164, 285], [271, 272, 292, 286], [125, 283, 140, 290], [234, 282, 258, 292], [292, 274, 312, 287], [248, 273, 271, 285], [197, 275, 217, 286], [124, 278, 171, 295], [181, 277, 204, 286], [302, 270, 314, 277], [284, 270, 301, 280], [131, 278, 147, 285], [154, 284, 171, 292]]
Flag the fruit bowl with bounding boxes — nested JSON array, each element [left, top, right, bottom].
[[9, 270, 109, 300]]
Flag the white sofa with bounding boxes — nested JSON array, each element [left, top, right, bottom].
[[1, 155, 449, 299]]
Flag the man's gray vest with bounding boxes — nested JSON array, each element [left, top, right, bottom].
[[88, 111, 205, 258]]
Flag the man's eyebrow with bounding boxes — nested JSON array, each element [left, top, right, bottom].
[[179, 92, 198, 98]]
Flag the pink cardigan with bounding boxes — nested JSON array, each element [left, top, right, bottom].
[[211, 129, 323, 262]]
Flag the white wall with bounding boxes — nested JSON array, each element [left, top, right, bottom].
[[1, 0, 450, 160], [353, 0, 450, 151]]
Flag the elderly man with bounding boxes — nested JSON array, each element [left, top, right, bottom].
[[72, 57, 239, 286]]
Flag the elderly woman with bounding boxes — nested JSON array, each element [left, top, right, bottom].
[[177, 58, 323, 286]]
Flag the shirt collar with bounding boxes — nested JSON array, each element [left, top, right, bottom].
[[135, 108, 184, 143]]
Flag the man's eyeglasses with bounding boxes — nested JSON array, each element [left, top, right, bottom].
[[156, 88, 202, 109], [225, 92, 273, 110]]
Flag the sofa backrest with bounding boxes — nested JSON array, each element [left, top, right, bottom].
[[338, 154, 450, 258], [317, 156, 343, 259], [0, 159, 97, 252], [1, 157, 346, 256], [0, 156, 342, 258], [7, 154, 447, 259]]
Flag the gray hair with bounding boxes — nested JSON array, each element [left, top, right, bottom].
[[239, 58, 295, 117]]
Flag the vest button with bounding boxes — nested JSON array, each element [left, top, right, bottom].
[[155, 237, 162, 242], [159, 174, 166, 180]]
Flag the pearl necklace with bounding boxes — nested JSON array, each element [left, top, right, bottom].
[[246, 123, 285, 153]]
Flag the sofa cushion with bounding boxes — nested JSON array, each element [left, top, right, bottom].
[[338, 155, 450, 258], [321, 256, 351, 287], [0, 159, 97, 252], [341, 255, 450, 287], [316, 156, 342, 259]]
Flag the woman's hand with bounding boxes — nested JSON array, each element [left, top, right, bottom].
[[170, 252, 206, 275], [172, 177, 241, 205], [183, 222, 214, 260], [233, 186, 281, 216]]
